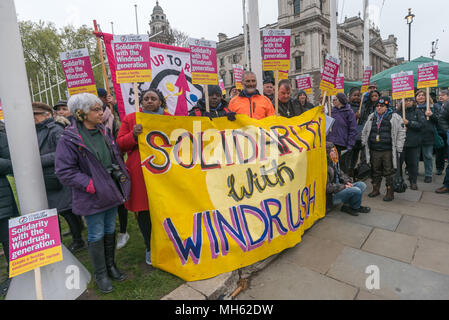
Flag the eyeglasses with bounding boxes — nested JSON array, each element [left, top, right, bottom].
[[89, 107, 103, 113], [33, 111, 49, 115]]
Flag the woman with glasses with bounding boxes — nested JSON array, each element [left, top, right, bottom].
[[117, 88, 170, 267], [55, 93, 130, 294], [361, 97, 406, 201]]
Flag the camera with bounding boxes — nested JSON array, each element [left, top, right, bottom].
[[109, 164, 127, 184]]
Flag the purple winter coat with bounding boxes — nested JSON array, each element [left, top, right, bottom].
[[54, 120, 131, 216], [327, 104, 358, 150]]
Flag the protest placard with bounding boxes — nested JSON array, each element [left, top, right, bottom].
[[59, 48, 97, 97], [279, 71, 289, 80], [262, 29, 291, 71], [334, 73, 344, 94], [262, 29, 291, 115], [391, 71, 415, 100], [189, 38, 218, 112], [233, 64, 244, 90], [296, 74, 312, 95], [320, 54, 340, 101], [9, 209, 63, 278], [417, 62, 438, 89], [218, 79, 226, 95], [113, 34, 152, 112], [113, 34, 152, 84], [361, 66, 373, 93]]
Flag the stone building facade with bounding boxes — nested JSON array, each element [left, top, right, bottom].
[[217, 0, 398, 103]]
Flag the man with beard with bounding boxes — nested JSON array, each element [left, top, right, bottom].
[[229, 71, 275, 120], [277, 79, 304, 118]]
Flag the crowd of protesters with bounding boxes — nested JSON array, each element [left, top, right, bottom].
[[1, 69, 448, 295]]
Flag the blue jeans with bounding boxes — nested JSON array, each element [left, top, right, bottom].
[[84, 207, 117, 243], [418, 144, 434, 177], [332, 182, 367, 210]]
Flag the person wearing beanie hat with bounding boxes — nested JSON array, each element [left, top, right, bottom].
[[327, 93, 358, 174], [361, 96, 406, 201], [189, 85, 235, 119], [295, 90, 315, 112], [326, 142, 370, 216]]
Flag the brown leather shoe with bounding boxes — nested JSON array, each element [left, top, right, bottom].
[[383, 186, 394, 202], [410, 183, 418, 190], [435, 186, 449, 194], [368, 183, 380, 198]]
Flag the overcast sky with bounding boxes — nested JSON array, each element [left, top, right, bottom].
[[14, 0, 448, 62]]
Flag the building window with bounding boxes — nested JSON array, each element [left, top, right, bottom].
[[230, 71, 234, 84], [295, 35, 301, 46], [232, 54, 238, 63], [293, 0, 301, 14], [295, 56, 302, 71], [322, 34, 325, 44], [220, 57, 224, 67]]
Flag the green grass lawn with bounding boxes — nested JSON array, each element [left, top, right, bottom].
[[0, 177, 185, 300]]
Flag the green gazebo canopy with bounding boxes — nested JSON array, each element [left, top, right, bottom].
[[344, 56, 449, 93]]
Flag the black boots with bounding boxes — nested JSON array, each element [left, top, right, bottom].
[[368, 183, 380, 198], [383, 186, 394, 202], [104, 233, 126, 282], [88, 234, 126, 294], [88, 239, 113, 294]]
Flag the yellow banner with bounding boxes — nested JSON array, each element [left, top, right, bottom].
[[137, 108, 327, 281], [9, 246, 63, 278]]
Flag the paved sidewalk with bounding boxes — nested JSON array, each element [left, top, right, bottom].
[[237, 168, 449, 300]]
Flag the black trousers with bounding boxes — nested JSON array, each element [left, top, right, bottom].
[[137, 211, 151, 251], [435, 136, 447, 172], [370, 150, 396, 186], [335, 145, 351, 174], [400, 147, 420, 184]]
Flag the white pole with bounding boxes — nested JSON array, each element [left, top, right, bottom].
[[36, 74, 42, 102], [47, 68, 54, 107], [330, 0, 338, 57], [242, 0, 249, 69], [0, 0, 91, 300], [42, 72, 49, 104], [247, 0, 263, 93], [55, 62, 62, 101], [363, 0, 370, 68], [29, 78, 34, 101], [134, 4, 139, 34]]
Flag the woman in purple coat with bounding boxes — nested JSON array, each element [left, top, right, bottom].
[[55, 93, 130, 294], [327, 93, 358, 174]]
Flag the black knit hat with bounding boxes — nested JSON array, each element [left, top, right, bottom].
[[208, 85, 222, 96], [336, 92, 349, 106]]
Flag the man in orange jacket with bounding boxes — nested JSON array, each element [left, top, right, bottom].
[[229, 71, 275, 120]]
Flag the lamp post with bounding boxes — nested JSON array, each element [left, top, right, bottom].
[[405, 8, 415, 61]]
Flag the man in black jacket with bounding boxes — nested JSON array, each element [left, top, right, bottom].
[[189, 85, 234, 119], [277, 79, 305, 118]]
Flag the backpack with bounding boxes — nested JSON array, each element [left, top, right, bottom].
[[393, 152, 407, 193]]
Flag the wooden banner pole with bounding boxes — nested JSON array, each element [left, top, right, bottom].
[[328, 95, 332, 117], [204, 85, 210, 113], [402, 98, 406, 121], [34, 267, 43, 300], [426, 87, 430, 121], [275, 70, 279, 116], [93, 20, 113, 111]]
